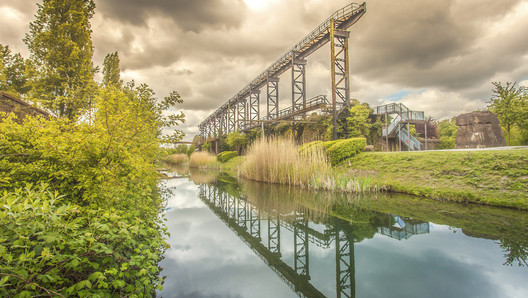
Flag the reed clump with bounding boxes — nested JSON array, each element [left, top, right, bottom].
[[240, 138, 377, 193], [189, 151, 217, 168], [163, 153, 188, 165]]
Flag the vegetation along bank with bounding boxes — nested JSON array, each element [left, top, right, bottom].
[[213, 139, 528, 210]]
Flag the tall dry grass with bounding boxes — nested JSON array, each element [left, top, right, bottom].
[[189, 151, 217, 168], [240, 137, 331, 186], [240, 138, 378, 193], [163, 153, 188, 165]]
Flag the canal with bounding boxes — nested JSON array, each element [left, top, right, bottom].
[[158, 169, 528, 298]]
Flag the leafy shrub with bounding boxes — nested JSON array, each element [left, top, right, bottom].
[[322, 140, 340, 149], [0, 114, 159, 212], [297, 141, 323, 154], [326, 138, 366, 166], [217, 151, 238, 163], [0, 185, 166, 297]]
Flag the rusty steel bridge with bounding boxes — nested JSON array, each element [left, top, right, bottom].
[[198, 2, 367, 145]]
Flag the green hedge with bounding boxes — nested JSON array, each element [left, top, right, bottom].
[[322, 140, 340, 149], [326, 138, 366, 166], [297, 141, 323, 154], [217, 151, 238, 163]]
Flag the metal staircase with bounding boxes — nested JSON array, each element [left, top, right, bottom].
[[375, 103, 425, 151]]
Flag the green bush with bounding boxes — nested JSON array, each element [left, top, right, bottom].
[[217, 151, 238, 163], [297, 141, 323, 154], [326, 138, 366, 166], [0, 185, 166, 297], [322, 140, 340, 149]]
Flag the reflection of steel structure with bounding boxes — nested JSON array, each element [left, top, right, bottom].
[[198, 184, 433, 297], [199, 2, 367, 144], [378, 215, 430, 241]]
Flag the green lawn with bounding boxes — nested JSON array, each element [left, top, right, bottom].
[[340, 149, 528, 209]]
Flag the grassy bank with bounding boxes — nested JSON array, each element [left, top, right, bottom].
[[341, 149, 528, 209]]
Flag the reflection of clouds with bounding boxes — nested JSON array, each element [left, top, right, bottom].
[[356, 224, 528, 298], [160, 179, 528, 298], [159, 180, 295, 298]]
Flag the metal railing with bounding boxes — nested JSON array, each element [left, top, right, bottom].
[[398, 127, 421, 150], [200, 2, 366, 128]]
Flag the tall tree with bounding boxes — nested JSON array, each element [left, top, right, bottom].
[[346, 103, 372, 138], [102, 51, 121, 87], [24, 0, 97, 119], [488, 82, 523, 146], [0, 44, 31, 95]]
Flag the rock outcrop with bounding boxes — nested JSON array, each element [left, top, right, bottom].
[[455, 111, 505, 148]]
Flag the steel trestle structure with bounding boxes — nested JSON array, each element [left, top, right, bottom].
[[199, 2, 367, 142]]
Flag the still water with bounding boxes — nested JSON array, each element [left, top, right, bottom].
[[158, 169, 528, 298]]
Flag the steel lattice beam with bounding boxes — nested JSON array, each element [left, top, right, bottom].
[[267, 214, 281, 256], [199, 2, 366, 139], [249, 85, 260, 125], [335, 227, 355, 298], [267, 75, 279, 119], [292, 52, 307, 113], [237, 97, 247, 131], [294, 215, 310, 278]]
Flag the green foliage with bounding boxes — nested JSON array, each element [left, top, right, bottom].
[[488, 82, 525, 146], [326, 138, 367, 166], [120, 82, 185, 144], [202, 142, 211, 152], [0, 184, 166, 297], [0, 44, 32, 95], [0, 82, 184, 294], [174, 144, 189, 154], [346, 104, 372, 138], [298, 141, 323, 154], [102, 51, 121, 87], [24, 0, 97, 119], [225, 131, 248, 153], [322, 140, 340, 149], [436, 118, 458, 149], [187, 144, 196, 156], [217, 151, 238, 163]]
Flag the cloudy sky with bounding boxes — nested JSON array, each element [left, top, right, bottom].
[[1, 0, 528, 141]]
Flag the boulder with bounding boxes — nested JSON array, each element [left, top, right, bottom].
[[455, 111, 505, 148]]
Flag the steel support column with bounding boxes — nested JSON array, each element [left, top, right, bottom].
[[237, 198, 247, 228], [294, 215, 310, 278], [249, 206, 261, 240], [335, 227, 355, 298], [238, 97, 247, 131], [267, 74, 279, 120], [330, 18, 351, 140], [291, 51, 307, 113], [249, 85, 260, 126], [267, 213, 281, 256], [228, 103, 236, 133]]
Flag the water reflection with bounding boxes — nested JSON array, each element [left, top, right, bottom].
[[198, 180, 439, 298], [160, 171, 528, 297]]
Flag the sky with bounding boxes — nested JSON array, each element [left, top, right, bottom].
[[1, 0, 528, 141]]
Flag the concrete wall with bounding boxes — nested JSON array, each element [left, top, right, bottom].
[[0, 92, 50, 122]]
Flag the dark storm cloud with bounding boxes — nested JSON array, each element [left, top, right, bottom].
[[97, 0, 247, 32], [349, 0, 528, 91]]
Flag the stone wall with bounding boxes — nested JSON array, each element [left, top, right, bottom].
[[0, 92, 50, 122], [455, 111, 505, 149]]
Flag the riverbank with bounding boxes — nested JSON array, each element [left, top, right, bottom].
[[340, 149, 528, 210], [220, 149, 528, 210]]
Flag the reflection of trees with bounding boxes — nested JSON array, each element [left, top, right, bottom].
[[189, 168, 217, 184], [500, 239, 528, 267]]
